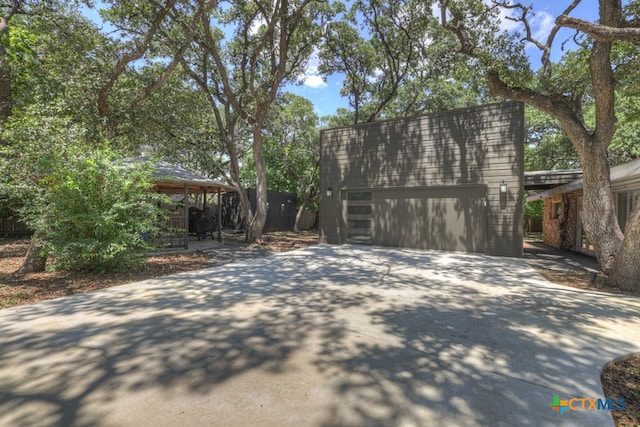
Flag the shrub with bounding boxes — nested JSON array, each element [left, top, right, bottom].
[[28, 152, 168, 272]]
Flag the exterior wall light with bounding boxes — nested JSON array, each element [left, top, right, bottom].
[[326, 187, 333, 198], [499, 181, 507, 194]]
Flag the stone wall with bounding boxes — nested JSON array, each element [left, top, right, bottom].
[[542, 192, 579, 250]]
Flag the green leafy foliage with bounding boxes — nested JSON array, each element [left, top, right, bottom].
[[1, 108, 167, 273], [319, 0, 483, 123], [5, 10, 106, 132], [524, 199, 543, 217], [609, 93, 640, 163], [525, 107, 579, 171], [33, 153, 166, 272], [241, 93, 319, 208], [524, 40, 640, 170], [133, 72, 233, 176]]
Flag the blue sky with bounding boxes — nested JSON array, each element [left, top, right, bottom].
[[290, 1, 602, 117], [82, 1, 602, 118]]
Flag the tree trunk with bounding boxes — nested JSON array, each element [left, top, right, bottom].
[[224, 135, 254, 240], [441, 0, 638, 285], [0, 42, 12, 126], [485, 66, 626, 278], [293, 207, 304, 234], [234, 180, 253, 236], [294, 198, 310, 233], [608, 205, 640, 290], [294, 201, 309, 233], [15, 231, 47, 275], [294, 163, 318, 233], [248, 126, 268, 242], [576, 142, 624, 274], [294, 186, 317, 233]]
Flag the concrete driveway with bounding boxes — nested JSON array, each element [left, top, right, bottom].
[[1, 245, 639, 427]]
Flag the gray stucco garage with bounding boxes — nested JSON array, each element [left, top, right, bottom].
[[319, 102, 524, 257], [1, 245, 639, 426]]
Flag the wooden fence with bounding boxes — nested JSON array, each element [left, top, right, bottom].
[[153, 215, 187, 248], [0, 215, 32, 237], [524, 216, 543, 233]]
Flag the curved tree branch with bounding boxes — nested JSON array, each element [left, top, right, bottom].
[[557, 14, 640, 43], [492, 0, 582, 77], [486, 71, 592, 146], [131, 0, 216, 110], [0, 0, 22, 36], [97, 0, 177, 120]]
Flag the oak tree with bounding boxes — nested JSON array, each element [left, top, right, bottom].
[[185, 0, 336, 241], [439, 0, 640, 288]]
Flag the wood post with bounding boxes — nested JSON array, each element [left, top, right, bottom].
[[184, 183, 189, 249], [217, 188, 222, 242]]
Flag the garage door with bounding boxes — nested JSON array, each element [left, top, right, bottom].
[[346, 186, 487, 253]]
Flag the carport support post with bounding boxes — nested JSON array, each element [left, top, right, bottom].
[[217, 188, 222, 242], [184, 183, 189, 250]]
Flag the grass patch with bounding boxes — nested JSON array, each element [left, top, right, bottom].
[[1, 291, 32, 308]]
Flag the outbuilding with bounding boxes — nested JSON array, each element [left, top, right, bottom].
[[319, 101, 525, 257], [123, 158, 235, 249], [220, 189, 297, 232]]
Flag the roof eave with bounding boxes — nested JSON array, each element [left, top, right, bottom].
[[525, 158, 640, 202]]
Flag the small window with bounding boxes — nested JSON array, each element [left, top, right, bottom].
[[346, 191, 372, 245], [628, 191, 640, 218], [551, 201, 563, 219], [347, 191, 372, 201], [347, 219, 372, 229], [347, 205, 372, 215]]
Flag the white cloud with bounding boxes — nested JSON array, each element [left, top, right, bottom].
[[531, 10, 555, 42], [366, 67, 384, 83], [298, 49, 328, 88], [492, 2, 523, 33], [249, 16, 266, 36], [302, 73, 327, 88], [480, 1, 554, 41], [437, 0, 556, 42], [488, 2, 557, 49]]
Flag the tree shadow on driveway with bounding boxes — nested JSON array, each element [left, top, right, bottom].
[[1, 245, 639, 426]]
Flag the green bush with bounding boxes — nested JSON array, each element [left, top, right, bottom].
[[1, 107, 171, 272], [524, 199, 543, 217], [28, 152, 167, 272]]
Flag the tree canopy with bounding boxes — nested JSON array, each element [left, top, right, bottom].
[[436, 0, 640, 288]]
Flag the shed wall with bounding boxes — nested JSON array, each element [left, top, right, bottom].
[[319, 101, 524, 257], [222, 189, 297, 232]]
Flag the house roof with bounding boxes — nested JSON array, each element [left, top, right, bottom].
[[524, 169, 583, 190], [526, 158, 640, 202], [122, 157, 236, 194]]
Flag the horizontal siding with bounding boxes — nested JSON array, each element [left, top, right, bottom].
[[324, 104, 523, 136], [324, 149, 521, 189], [612, 176, 640, 192], [326, 123, 519, 142], [320, 101, 524, 256], [325, 157, 522, 172]]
